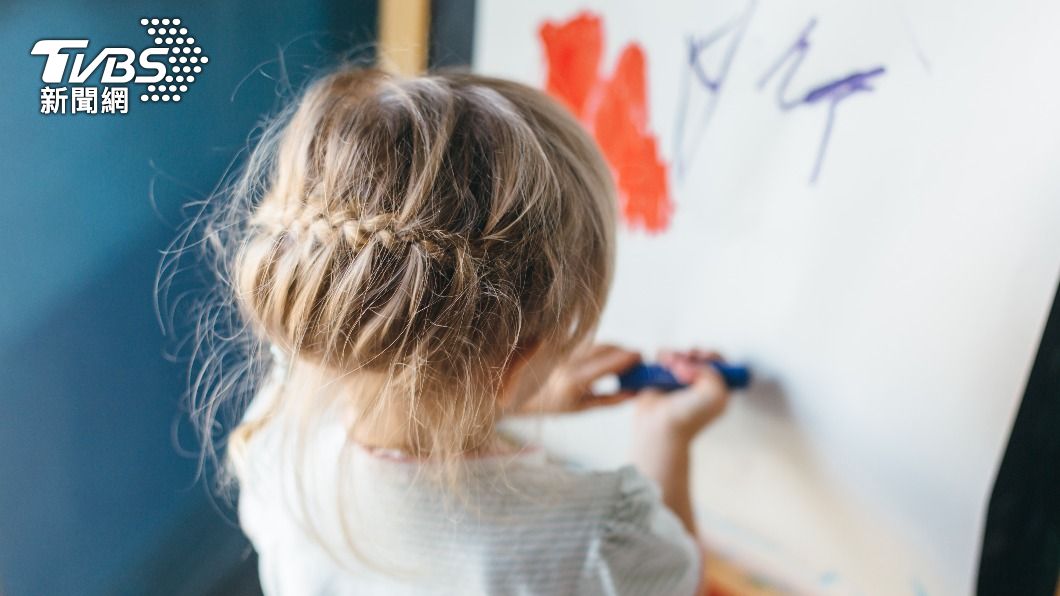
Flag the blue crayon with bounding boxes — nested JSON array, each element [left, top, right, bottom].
[[618, 362, 751, 391]]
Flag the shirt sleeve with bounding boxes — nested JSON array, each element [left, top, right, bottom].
[[581, 465, 705, 596]]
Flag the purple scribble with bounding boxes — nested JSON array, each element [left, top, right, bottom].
[[672, 1, 756, 180], [758, 19, 818, 108], [803, 67, 886, 104], [759, 18, 886, 183]]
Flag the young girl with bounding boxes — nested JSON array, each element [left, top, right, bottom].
[[201, 66, 729, 595]]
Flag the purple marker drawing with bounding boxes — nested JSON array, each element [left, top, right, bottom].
[[759, 18, 886, 183], [672, 1, 756, 180]]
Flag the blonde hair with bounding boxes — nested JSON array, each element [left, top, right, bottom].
[[175, 65, 616, 556]]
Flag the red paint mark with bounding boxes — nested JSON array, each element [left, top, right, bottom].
[[594, 46, 673, 232], [538, 12, 673, 233], [539, 13, 603, 117]]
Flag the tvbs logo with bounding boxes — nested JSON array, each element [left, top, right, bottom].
[[31, 18, 207, 115]]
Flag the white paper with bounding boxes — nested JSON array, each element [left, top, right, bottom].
[[478, 1, 1060, 593]]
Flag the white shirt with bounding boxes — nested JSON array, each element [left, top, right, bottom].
[[237, 383, 703, 595]]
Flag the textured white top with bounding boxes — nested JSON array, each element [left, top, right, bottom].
[[237, 380, 703, 595]]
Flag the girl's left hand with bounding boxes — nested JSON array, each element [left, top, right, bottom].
[[633, 348, 730, 443], [511, 344, 642, 415]]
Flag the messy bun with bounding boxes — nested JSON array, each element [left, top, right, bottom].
[[176, 65, 617, 540]]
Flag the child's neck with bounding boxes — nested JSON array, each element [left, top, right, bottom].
[[348, 412, 417, 453], [347, 405, 510, 457]]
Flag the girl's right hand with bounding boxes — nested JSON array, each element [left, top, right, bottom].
[[513, 343, 642, 415], [633, 348, 730, 444]]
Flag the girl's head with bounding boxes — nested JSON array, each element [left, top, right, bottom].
[[213, 66, 615, 465]]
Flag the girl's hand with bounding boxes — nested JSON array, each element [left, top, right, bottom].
[[633, 348, 730, 444], [513, 344, 642, 415]]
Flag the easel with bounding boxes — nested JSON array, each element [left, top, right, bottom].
[[378, 0, 430, 75]]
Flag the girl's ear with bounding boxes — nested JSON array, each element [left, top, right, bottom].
[[498, 337, 543, 408], [503, 337, 541, 381]]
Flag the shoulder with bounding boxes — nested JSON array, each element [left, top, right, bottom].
[[506, 460, 675, 526], [478, 456, 680, 528], [496, 460, 702, 564], [478, 455, 656, 524], [577, 465, 704, 596]]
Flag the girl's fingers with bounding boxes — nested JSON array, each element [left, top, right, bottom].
[[558, 345, 728, 414], [690, 348, 724, 363], [575, 390, 637, 411], [689, 364, 727, 395], [572, 345, 641, 387], [690, 371, 730, 416], [659, 348, 725, 373], [671, 353, 726, 384], [669, 359, 701, 384], [587, 343, 624, 357]]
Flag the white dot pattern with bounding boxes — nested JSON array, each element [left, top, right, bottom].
[[139, 17, 206, 103]]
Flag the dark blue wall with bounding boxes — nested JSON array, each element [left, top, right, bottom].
[[0, 2, 376, 594]]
